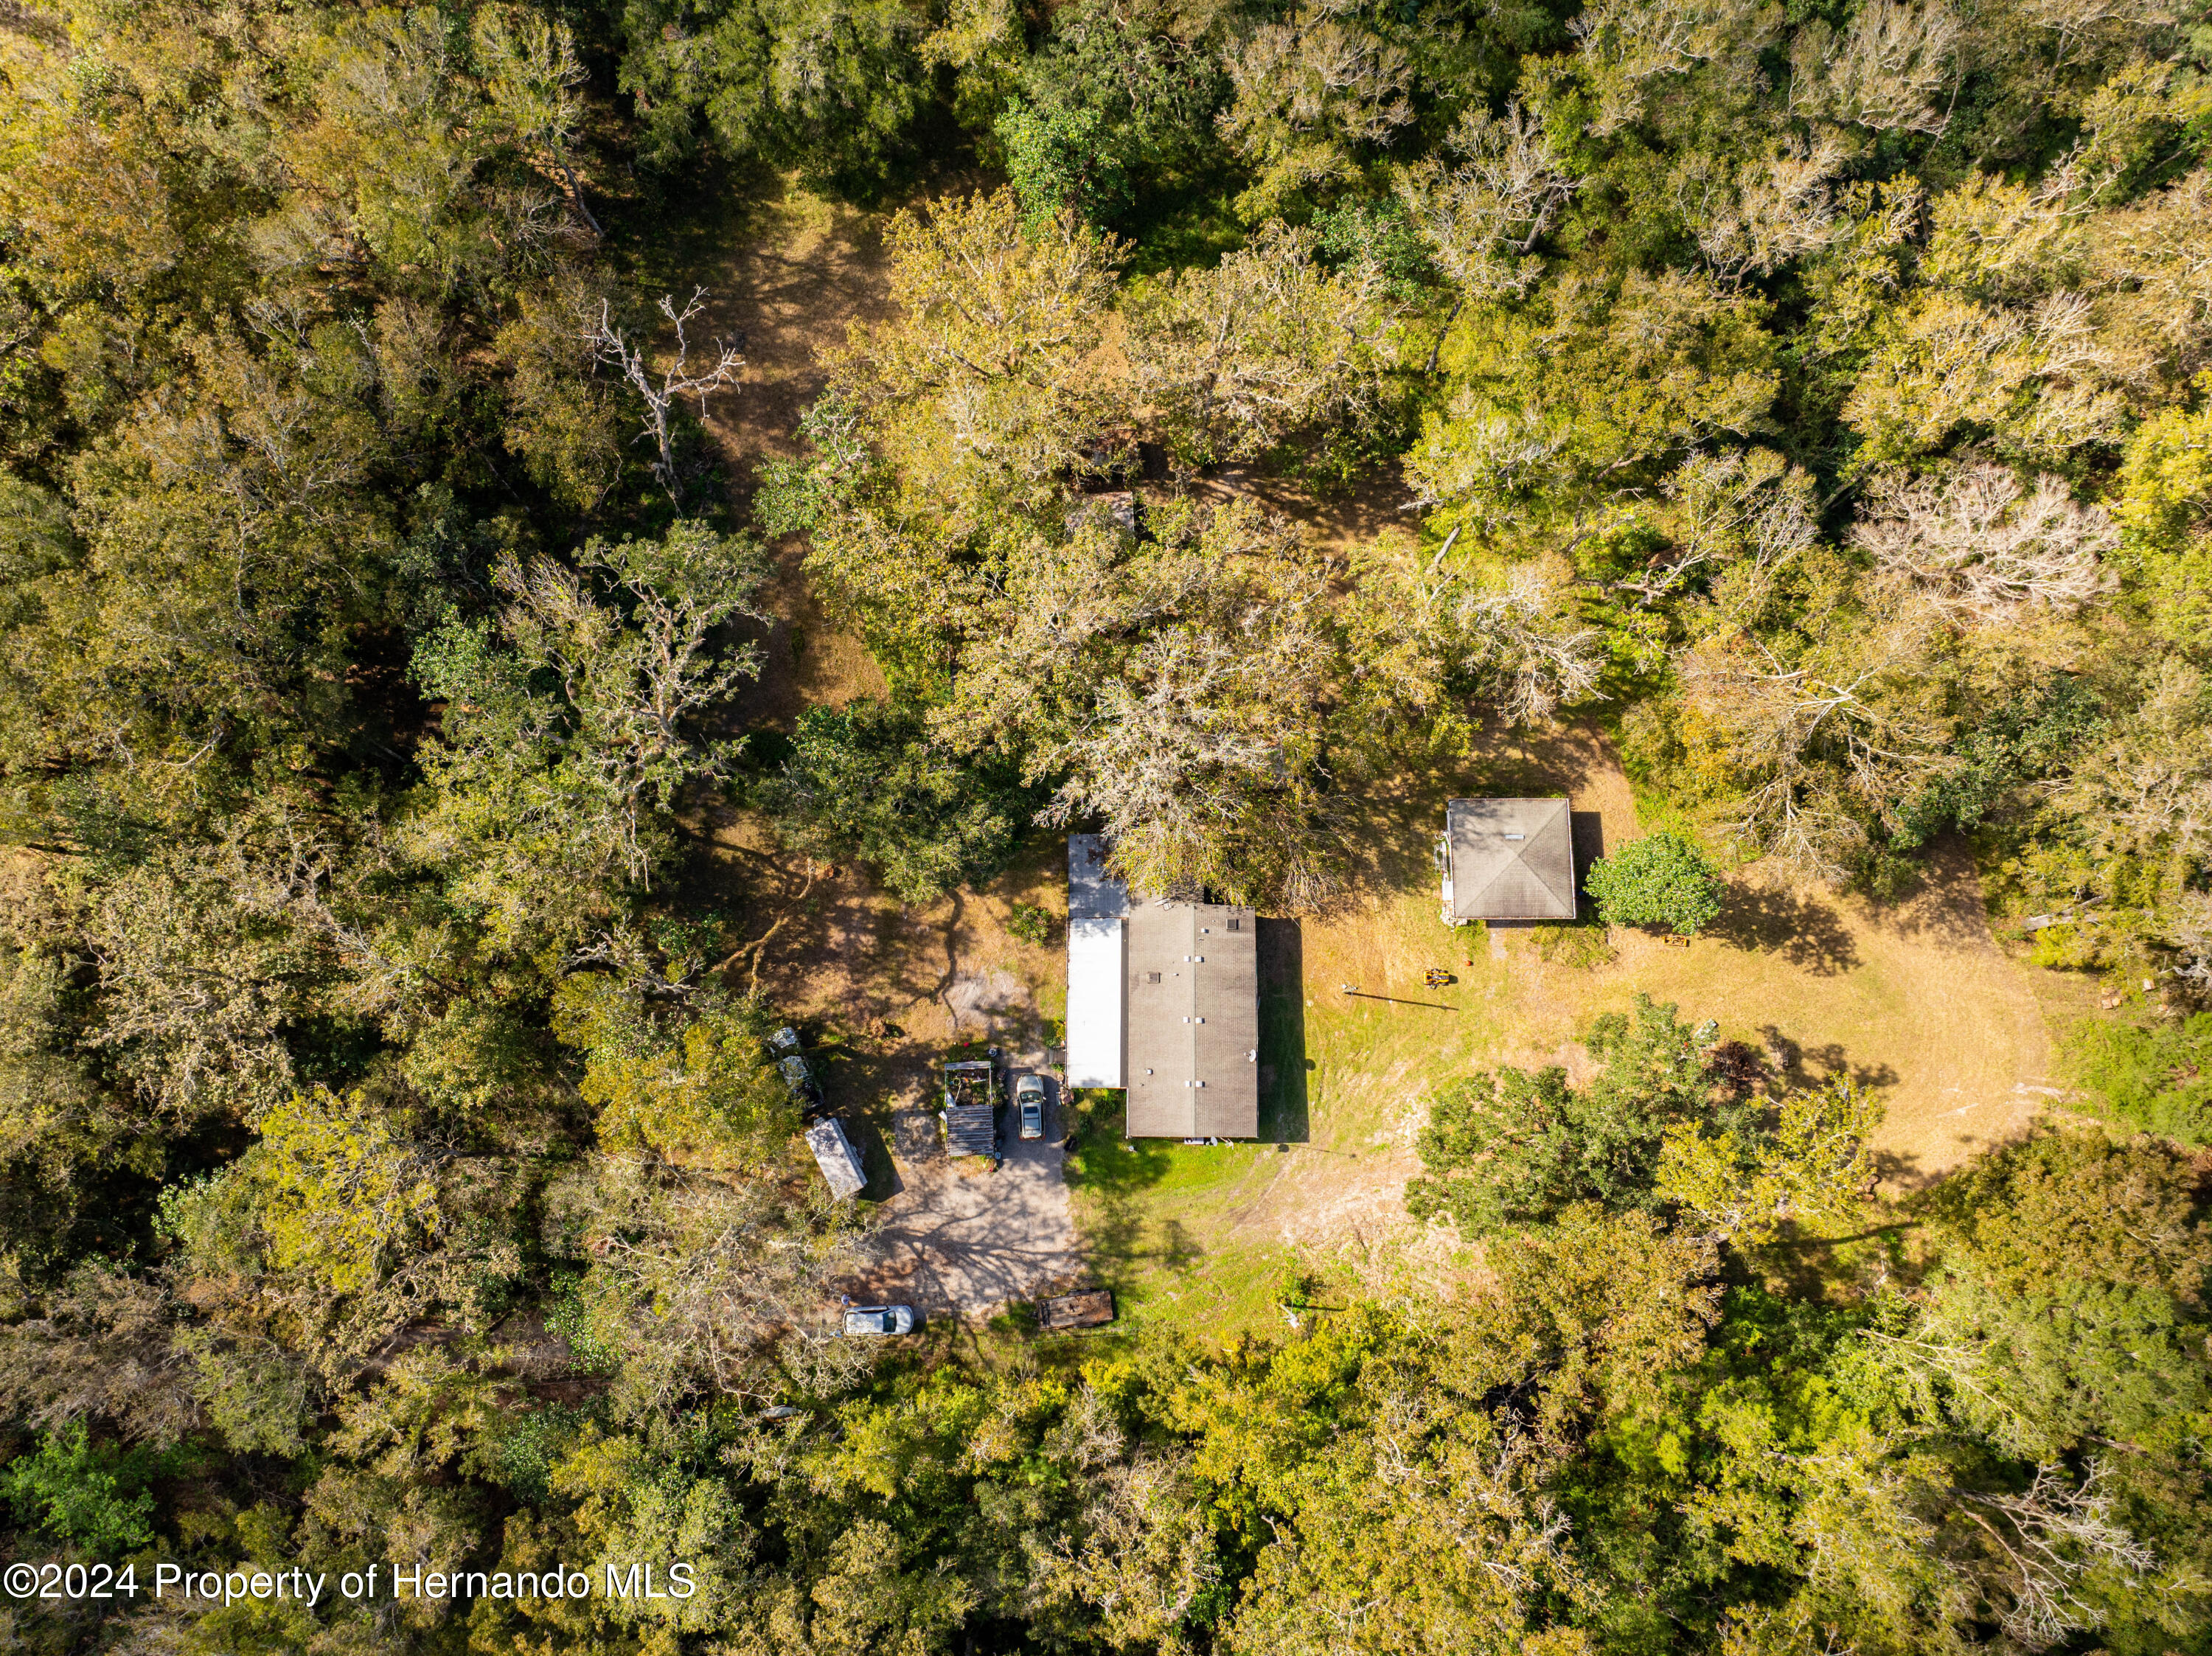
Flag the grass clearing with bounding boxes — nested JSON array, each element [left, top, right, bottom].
[[1058, 721, 2065, 1338]]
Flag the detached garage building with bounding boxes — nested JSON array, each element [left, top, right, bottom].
[[1441, 798, 1576, 924], [1064, 835, 1260, 1138]]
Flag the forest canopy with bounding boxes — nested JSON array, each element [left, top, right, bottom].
[[1, 0, 2210, 1651]]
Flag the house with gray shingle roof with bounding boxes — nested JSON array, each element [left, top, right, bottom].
[[1065, 835, 1260, 1138], [1439, 799, 1576, 925]]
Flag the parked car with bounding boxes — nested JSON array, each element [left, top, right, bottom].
[[1015, 1072, 1047, 1141], [843, 1305, 915, 1336]]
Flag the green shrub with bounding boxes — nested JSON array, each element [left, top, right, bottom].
[[2066, 1013, 2212, 1146], [1585, 833, 1725, 937], [4, 1422, 159, 1555], [544, 1270, 621, 1374], [1007, 902, 1055, 946]]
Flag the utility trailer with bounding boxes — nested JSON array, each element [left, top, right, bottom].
[[1037, 1290, 1115, 1331], [941, 1054, 1002, 1158]]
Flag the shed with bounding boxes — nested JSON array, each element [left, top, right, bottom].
[[1124, 901, 1259, 1138], [805, 1119, 866, 1199], [1441, 798, 1576, 924]]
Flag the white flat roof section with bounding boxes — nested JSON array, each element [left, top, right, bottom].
[[1065, 916, 1124, 1088]]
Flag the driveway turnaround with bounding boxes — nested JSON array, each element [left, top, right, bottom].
[[861, 1083, 1086, 1319]]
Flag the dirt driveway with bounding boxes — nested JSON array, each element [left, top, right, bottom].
[[858, 1075, 1088, 1319]]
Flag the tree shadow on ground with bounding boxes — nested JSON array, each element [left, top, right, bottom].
[[1060, 1090, 1214, 1309], [1062, 1090, 1172, 1194], [1709, 884, 1863, 976], [846, 1110, 904, 1201], [1876, 835, 1997, 950], [1869, 1147, 1928, 1188], [1757, 1026, 1900, 1093], [1324, 720, 1617, 922], [1158, 1218, 1203, 1272], [1257, 918, 1310, 1144]]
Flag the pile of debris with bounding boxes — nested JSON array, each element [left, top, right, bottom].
[[1037, 1290, 1114, 1331]]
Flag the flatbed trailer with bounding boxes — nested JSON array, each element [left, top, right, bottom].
[[941, 1057, 1001, 1158], [1037, 1290, 1114, 1330]]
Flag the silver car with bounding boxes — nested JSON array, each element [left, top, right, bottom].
[[1015, 1073, 1046, 1140], [843, 1305, 916, 1336]]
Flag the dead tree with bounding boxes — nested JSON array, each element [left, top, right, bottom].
[[585, 288, 743, 511]]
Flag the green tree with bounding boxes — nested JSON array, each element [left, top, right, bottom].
[[1656, 1075, 1882, 1245], [992, 0, 1229, 231], [613, 0, 935, 188], [399, 523, 768, 961], [753, 700, 1042, 903], [1585, 831, 1726, 936], [4, 1421, 159, 1554], [1125, 220, 1399, 471], [1405, 995, 1723, 1234], [996, 100, 1130, 231], [554, 977, 796, 1168]]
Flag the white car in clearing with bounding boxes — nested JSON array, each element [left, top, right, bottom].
[[843, 1305, 916, 1336]]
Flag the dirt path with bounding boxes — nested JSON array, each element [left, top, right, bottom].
[[700, 184, 894, 728], [860, 1079, 1088, 1319]]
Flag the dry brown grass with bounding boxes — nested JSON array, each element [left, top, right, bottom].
[[1062, 719, 2070, 1334]]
